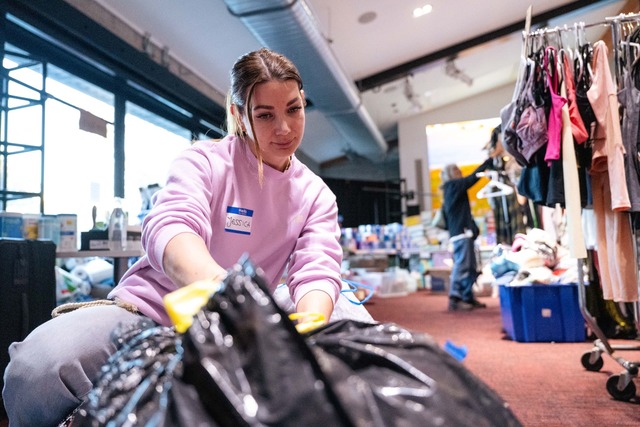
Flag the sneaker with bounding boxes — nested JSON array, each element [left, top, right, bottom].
[[465, 299, 487, 309], [448, 298, 474, 311]]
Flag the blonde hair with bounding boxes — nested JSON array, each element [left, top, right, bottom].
[[226, 48, 304, 184]]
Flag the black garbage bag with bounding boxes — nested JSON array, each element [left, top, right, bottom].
[[71, 255, 352, 427], [69, 319, 215, 427], [71, 255, 521, 426], [306, 320, 522, 427], [180, 256, 353, 426]]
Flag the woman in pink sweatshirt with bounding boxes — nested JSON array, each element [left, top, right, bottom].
[[3, 48, 352, 426]]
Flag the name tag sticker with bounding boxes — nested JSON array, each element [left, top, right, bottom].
[[225, 206, 253, 235]]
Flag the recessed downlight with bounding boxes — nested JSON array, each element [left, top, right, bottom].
[[413, 4, 433, 18]]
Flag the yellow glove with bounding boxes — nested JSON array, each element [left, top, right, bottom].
[[163, 279, 221, 333], [289, 312, 327, 334]]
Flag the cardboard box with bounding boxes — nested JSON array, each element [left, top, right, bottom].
[[427, 267, 451, 292], [499, 283, 586, 343]]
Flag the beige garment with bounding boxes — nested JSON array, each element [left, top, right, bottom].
[[587, 41, 630, 211], [587, 40, 637, 302], [560, 70, 587, 259], [591, 172, 638, 301]]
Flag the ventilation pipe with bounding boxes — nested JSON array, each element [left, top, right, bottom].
[[224, 0, 388, 161]]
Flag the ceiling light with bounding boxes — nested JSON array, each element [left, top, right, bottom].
[[413, 4, 433, 18]]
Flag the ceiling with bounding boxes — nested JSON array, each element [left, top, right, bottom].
[[88, 0, 631, 181]]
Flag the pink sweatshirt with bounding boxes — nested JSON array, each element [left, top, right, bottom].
[[109, 136, 343, 326]]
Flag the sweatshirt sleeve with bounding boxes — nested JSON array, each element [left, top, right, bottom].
[[141, 145, 215, 274], [285, 183, 343, 309]]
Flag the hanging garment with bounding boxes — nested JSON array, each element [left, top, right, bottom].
[[585, 249, 637, 339], [563, 52, 592, 208], [617, 67, 640, 211], [502, 58, 533, 167], [559, 59, 587, 259], [544, 46, 568, 163], [591, 173, 638, 301], [574, 43, 597, 132], [515, 59, 549, 163], [562, 52, 589, 144], [545, 158, 566, 208], [517, 149, 550, 206], [587, 40, 630, 211], [587, 41, 636, 302]]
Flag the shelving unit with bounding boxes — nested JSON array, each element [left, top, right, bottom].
[[56, 248, 144, 283], [1, 48, 47, 212]]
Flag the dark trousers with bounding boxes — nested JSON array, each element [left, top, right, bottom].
[[449, 237, 478, 302]]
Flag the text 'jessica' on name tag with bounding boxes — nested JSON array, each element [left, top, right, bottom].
[[225, 206, 253, 235]]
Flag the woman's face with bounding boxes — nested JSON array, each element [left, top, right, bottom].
[[242, 79, 305, 171]]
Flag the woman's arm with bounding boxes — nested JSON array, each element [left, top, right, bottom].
[[162, 232, 227, 288], [295, 289, 334, 322], [460, 157, 494, 189]]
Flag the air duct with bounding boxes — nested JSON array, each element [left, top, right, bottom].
[[224, 0, 388, 161]]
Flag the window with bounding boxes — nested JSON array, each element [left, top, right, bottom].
[[1, 10, 223, 243], [124, 102, 191, 225]]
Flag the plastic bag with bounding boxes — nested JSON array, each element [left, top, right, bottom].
[[71, 255, 522, 426], [306, 320, 522, 427], [180, 255, 352, 426], [70, 319, 216, 426]]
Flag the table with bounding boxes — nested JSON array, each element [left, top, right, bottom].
[[56, 248, 144, 283]]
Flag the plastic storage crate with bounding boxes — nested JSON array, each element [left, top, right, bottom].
[[499, 283, 586, 343]]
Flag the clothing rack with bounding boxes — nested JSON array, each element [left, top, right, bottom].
[[520, 12, 640, 401], [524, 12, 640, 85]]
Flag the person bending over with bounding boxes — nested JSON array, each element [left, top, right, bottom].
[[2, 47, 364, 426]]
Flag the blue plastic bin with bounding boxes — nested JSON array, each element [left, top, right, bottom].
[[499, 283, 586, 343]]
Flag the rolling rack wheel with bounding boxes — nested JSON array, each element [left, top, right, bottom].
[[581, 349, 604, 372], [606, 372, 637, 402], [576, 258, 640, 401]]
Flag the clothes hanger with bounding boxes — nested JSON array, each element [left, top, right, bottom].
[[578, 22, 594, 81], [476, 171, 514, 199]]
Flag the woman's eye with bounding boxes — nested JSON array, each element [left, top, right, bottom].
[[289, 106, 303, 113], [256, 113, 272, 120]]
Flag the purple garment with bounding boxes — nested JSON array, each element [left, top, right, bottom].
[[110, 136, 343, 325], [515, 59, 548, 163]]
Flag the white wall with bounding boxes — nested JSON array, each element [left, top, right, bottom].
[[398, 82, 515, 213]]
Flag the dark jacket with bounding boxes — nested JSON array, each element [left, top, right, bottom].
[[441, 158, 493, 238]]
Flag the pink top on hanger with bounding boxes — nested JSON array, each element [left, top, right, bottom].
[[544, 46, 567, 163]]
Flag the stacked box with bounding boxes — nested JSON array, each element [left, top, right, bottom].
[[499, 283, 586, 343], [0, 212, 23, 238], [427, 267, 451, 292]]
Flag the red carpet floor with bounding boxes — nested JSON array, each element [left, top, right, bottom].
[[364, 289, 640, 427]]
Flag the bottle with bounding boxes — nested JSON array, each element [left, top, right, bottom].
[[108, 198, 127, 251]]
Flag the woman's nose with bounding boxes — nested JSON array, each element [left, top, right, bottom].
[[274, 117, 290, 135]]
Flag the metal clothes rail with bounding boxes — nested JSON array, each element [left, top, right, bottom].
[[522, 12, 640, 401]]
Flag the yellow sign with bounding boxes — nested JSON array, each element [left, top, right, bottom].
[[430, 164, 491, 217]]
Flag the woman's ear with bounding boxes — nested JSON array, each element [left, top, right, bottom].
[[230, 104, 246, 134], [230, 103, 240, 120]]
